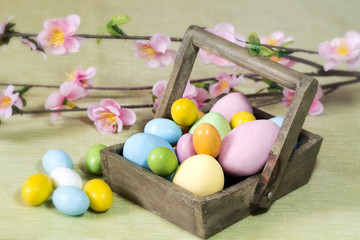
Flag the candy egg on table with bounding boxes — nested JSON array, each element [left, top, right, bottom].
[[42, 149, 73, 174], [176, 133, 196, 163], [144, 118, 182, 145], [83, 179, 113, 212], [210, 92, 253, 122], [123, 133, 176, 169], [230, 111, 256, 129], [50, 167, 83, 189], [52, 186, 89, 216], [147, 147, 178, 177], [192, 123, 222, 158], [189, 112, 231, 139], [85, 143, 107, 175], [172, 154, 224, 197], [171, 98, 198, 127], [22, 173, 53, 206], [218, 120, 280, 177]]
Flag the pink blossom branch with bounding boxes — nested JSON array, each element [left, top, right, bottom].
[[0, 32, 183, 42]]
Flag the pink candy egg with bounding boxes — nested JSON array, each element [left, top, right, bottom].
[[210, 92, 253, 122], [218, 120, 280, 177], [176, 133, 196, 163]]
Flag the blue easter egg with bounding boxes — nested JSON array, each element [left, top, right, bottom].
[[42, 149, 73, 174], [144, 118, 182, 145], [123, 133, 176, 169], [269, 116, 298, 150], [52, 186, 89, 216]]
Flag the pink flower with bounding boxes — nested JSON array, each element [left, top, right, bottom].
[[21, 38, 47, 60], [87, 99, 136, 134], [318, 31, 360, 71], [282, 86, 324, 116], [66, 66, 97, 88], [259, 31, 296, 67], [0, 85, 23, 118], [198, 23, 245, 69], [37, 14, 84, 55], [44, 81, 88, 123], [134, 33, 177, 69], [209, 72, 244, 98], [152, 80, 208, 110], [0, 16, 12, 34]]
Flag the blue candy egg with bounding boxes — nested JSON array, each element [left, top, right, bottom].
[[269, 116, 298, 150], [269, 116, 285, 128], [42, 149, 73, 174], [52, 186, 89, 216], [123, 133, 176, 169], [144, 118, 182, 145]]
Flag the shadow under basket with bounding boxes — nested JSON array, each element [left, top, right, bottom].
[[100, 25, 323, 239]]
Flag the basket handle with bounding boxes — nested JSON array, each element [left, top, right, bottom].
[[155, 25, 318, 211]]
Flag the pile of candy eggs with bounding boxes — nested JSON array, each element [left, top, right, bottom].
[[121, 92, 295, 198], [21, 145, 113, 215]]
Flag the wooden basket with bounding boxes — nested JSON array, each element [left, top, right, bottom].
[[100, 25, 323, 239]]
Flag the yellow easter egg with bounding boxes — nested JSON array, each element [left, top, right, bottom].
[[83, 179, 113, 212], [230, 111, 256, 129], [193, 123, 222, 158], [22, 173, 53, 206], [171, 98, 198, 127], [172, 154, 224, 197]]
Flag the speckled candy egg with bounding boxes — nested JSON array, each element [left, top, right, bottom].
[[218, 120, 280, 177], [123, 133, 176, 169], [189, 112, 231, 139], [176, 133, 196, 163], [144, 118, 182, 145], [172, 154, 224, 197], [210, 92, 253, 122]]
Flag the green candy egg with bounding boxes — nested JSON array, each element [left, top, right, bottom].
[[189, 112, 231, 139], [85, 144, 107, 175], [147, 147, 178, 177]]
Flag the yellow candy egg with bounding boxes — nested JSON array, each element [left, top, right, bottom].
[[22, 173, 53, 206], [172, 154, 224, 197], [230, 111, 256, 129], [171, 98, 198, 127], [193, 123, 222, 158], [83, 179, 113, 212]]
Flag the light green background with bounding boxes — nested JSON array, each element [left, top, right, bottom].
[[1, 0, 359, 239]]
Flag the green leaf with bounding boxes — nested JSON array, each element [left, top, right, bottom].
[[277, 50, 294, 58], [259, 46, 276, 57], [249, 32, 260, 45], [280, 40, 294, 47], [111, 14, 130, 25], [96, 26, 107, 44], [12, 105, 22, 114]]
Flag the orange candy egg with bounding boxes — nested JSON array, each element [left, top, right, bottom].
[[192, 123, 222, 158]]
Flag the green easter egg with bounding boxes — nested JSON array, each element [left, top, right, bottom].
[[147, 147, 178, 177], [189, 112, 231, 139], [85, 144, 107, 175]]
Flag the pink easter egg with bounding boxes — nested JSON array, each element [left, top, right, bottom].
[[176, 133, 196, 163], [210, 92, 253, 122], [218, 120, 280, 177]]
